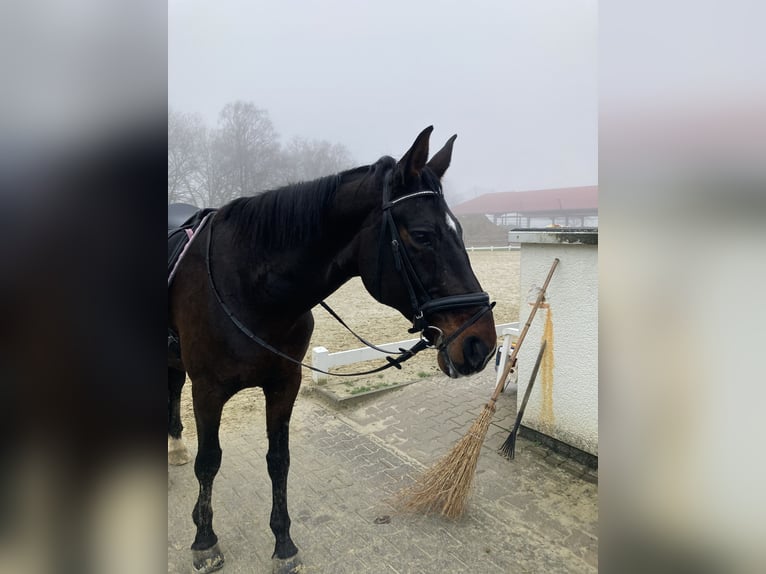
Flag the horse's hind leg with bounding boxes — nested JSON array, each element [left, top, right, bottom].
[[190, 381, 229, 574], [168, 367, 191, 465], [264, 372, 302, 572]]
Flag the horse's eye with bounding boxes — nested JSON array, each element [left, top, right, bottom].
[[411, 231, 433, 246]]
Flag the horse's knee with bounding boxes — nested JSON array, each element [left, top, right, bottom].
[[194, 446, 222, 481]]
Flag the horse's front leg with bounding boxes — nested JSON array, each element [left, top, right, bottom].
[[264, 370, 302, 573]]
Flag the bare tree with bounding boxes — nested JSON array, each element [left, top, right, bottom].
[[168, 109, 206, 204], [168, 101, 357, 208], [281, 136, 355, 183], [190, 126, 229, 208], [215, 101, 281, 202]]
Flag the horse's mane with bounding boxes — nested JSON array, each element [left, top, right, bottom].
[[219, 162, 381, 250], [218, 155, 442, 251]]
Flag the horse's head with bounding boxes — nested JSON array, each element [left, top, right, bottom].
[[357, 127, 497, 378]]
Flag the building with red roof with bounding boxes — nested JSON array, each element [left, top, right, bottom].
[[452, 185, 598, 228]]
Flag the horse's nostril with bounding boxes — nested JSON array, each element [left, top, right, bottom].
[[463, 336, 490, 372]]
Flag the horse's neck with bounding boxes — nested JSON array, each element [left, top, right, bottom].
[[218, 184, 376, 314], [311, 184, 379, 294]]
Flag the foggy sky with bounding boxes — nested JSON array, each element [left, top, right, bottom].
[[169, 0, 597, 203]]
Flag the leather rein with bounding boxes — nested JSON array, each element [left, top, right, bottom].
[[204, 174, 494, 378]]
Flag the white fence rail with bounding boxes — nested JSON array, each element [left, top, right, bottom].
[[465, 245, 519, 252], [312, 322, 520, 383]]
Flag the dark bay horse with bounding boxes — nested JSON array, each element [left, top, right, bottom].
[[168, 127, 497, 573]]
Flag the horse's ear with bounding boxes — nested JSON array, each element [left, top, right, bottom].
[[427, 134, 457, 179], [396, 126, 433, 184]]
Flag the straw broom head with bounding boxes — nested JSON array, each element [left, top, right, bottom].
[[394, 401, 496, 519]]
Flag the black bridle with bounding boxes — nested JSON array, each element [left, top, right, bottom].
[[374, 171, 495, 353], [203, 170, 494, 377]]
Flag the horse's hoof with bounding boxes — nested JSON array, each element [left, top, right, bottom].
[[192, 543, 224, 573], [168, 437, 191, 466], [271, 550, 303, 574], [169, 448, 191, 466]]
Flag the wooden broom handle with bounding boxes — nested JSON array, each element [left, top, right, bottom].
[[490, 258, 559, 403]]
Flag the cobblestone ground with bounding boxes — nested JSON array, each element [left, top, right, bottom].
[[168, 369, 598, 573]]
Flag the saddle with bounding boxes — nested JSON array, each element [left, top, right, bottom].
[[168, 203, 216, 280], [168, 202, 201, 231], [168, 203, 216, 358]]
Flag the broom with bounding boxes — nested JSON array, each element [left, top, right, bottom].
[[394, 258, 560, 518], [499, 338, 547, 459]]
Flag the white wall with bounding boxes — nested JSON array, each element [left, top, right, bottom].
[[513, 233, 598, 455]]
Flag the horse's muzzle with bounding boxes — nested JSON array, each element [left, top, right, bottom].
[[417, 294, 496, 379], [462, 336, 494, 373], [438, 338, 497, 379]]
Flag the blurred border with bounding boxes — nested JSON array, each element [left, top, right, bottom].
[[0, 1, 166, 573], [1, 1, 765, 573], [601, 1, 766, 572]]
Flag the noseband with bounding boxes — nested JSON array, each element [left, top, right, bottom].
[[375, 172, 495, 352]]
